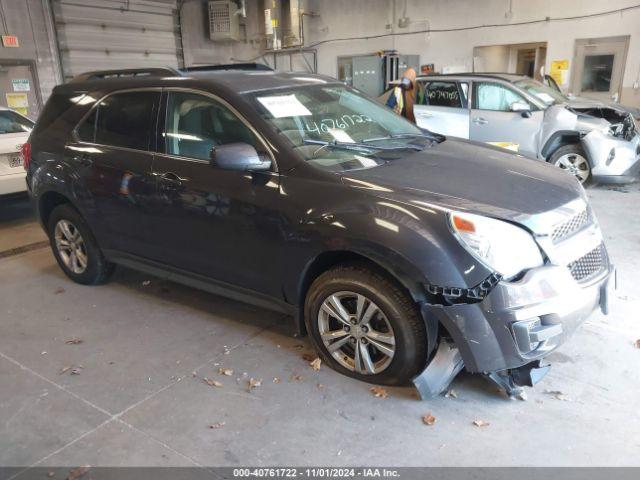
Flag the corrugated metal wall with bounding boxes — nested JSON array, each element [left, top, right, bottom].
[[52, 0, 182, 80]]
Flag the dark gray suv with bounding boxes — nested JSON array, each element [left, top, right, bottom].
[[24, 65, 614, 398]]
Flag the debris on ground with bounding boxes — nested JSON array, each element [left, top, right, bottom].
[[544, 389, 570, 401], [422, 413, 437, 425], [370, 386, 388, 398], [473, 419, 490, 427], [444, 389, 458, 398], [317, 383, 325, 390], [309, 357, 322, 371], [515, 390, 528, 401], [142, 280, 151, 286], [191, 371, 197, 377], [302, 352, 316, 362], [248, 378, 262, 392], [218, 368, 233, 376], [273, 377, 280, 383], [59, 365, 83, 375], [208, 422, 226, 429], [47, 472, 55, 478], [203, 377, 223, 388], [65, 338, 83, 345], [67, 465, 90, 480], [54, 287, 65, 295], [292, 344, 305, 350], [289, 374, 304, 382]]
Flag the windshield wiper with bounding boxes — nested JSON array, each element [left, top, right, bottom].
[[303, 138, 423, 152], [362, 132, 445, 144]]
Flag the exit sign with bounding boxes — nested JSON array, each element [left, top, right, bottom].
[[2, 35, 19, 48]]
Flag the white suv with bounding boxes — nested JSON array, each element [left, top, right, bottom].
[[413, 73, 640, 185]]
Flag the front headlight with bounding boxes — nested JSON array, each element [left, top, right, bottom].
[[449, 211, 544, 280]]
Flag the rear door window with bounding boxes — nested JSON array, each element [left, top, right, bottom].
[[421, 82, 466, 108], [77, 91, 159, 150]]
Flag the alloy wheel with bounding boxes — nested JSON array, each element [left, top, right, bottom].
[[317, 291, 395, 375], [54, 219, 88, 274], [554, 153, 590, 183]]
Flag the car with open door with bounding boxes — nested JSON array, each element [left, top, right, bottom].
[[25, 65, 614, 399], [414, 73, 640, 185]]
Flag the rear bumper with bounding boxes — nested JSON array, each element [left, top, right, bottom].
[[0, 172, 27, 195], [424, 264, 614, 373]]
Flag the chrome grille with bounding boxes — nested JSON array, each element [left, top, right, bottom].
[[552, 209, 589, 243], [568, 244, 606, 282]]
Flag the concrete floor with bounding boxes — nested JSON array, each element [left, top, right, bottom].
[[1, 186, 639, 474]]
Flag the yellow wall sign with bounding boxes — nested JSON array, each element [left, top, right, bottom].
[[550, 60, 569, 86], [6, 92, 28, 115]]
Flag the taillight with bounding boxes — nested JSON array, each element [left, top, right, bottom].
[[21, 142, 31, 171]]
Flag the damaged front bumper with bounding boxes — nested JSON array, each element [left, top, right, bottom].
[[582, 130, 640, 184], [413, 261, 614, 399]]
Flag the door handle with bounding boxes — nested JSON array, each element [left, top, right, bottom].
[[153, 171, 188, 185], [472, 117, 488, 125]]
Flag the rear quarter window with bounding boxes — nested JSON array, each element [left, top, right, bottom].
[[31, 92, 78, 136]]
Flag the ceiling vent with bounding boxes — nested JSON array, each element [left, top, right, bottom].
[[208, 1, 240, 41]]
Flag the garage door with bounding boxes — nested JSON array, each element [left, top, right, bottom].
[[52, 0, 181, 81]]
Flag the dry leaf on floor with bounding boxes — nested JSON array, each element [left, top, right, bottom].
[[67, 465, 90, 480], [473, 420, 490, 427], [444, 389, 458, 398], [59, 366, 72, 375], [544, 389, 570, 401], [370, 386, 388, 398], [292, 344, 305, 350], [54, 287, 65, 295], [218, 368, 233, 376], [422, 413, 437, 425], [208, 422, 226, 429], [203, 378, 223, 388], [317, 383, 325, 390], [309, 358, 321, 371], [273, 377, 281, 384], [289, 374, 304, 382], [65, 338, 83, 345], [302, 352, 316, 362], [248, 378, 262, 391], [634, 339, 640, 349]]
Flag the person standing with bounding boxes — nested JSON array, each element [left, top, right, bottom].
[[385, 67, 417, 122]]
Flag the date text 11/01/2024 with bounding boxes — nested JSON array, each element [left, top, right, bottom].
[[232, 468, 401, 478]]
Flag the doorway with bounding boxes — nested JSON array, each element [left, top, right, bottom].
[[474, 42, 547, 80], [0, 60, 42, 120], [571, 36, 630, 103]]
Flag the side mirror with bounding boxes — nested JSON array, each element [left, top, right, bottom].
[[511, 101, 532, 118], [210, 142, 271, 172]]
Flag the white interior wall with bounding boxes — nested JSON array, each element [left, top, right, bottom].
[[304, 0, 640, 105]]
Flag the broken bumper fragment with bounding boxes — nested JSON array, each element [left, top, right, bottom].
[[414, 262, 614, 398]]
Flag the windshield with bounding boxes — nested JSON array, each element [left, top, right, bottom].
[[245, 83, 437, 172], [0, 110, 34, 134], [514, 78, 567, 107]]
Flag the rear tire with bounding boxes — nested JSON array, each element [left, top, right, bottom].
[[548, 144, 592, 185], [47, 204, 114, 285], [304, 264, 428, 386]]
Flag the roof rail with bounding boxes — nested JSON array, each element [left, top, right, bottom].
[[70, 67, 182, 83], [181, 63, 273, 72]]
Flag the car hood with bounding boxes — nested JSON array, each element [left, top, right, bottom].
[[565, 96, 640, 117], [340, 138, 585, 231]]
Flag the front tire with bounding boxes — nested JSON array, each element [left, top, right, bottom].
[[48, 204, 114, 285], [549, 144, 592, 185], [304, 264, 428, 386]]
